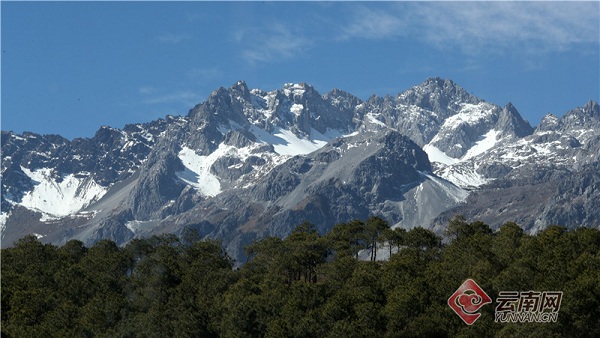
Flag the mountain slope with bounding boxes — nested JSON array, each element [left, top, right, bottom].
[[116, 130, 466, 262], [434, 101, 600, 231], [2, 78, 598, 262]]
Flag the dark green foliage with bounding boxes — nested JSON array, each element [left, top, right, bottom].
[[326, 219, 367, 259], [364, 216, 390, 262], [2, 219, 600, 337]]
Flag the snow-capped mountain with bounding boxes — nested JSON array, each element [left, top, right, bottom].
[[434, 100, 600, 232], [2, 78, 598, 262]]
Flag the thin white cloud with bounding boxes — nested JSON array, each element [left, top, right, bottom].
[[341, 2, 599, 54], [138, 68, 220, 109], [138, 86, 156, 95], [141, 90, 200, 107], [234, 23, 312, 63], [420, 2, 598, 53], [339, 6, 406, 40]]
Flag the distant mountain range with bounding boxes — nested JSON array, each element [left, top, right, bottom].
[[2, 78, 599, 262]]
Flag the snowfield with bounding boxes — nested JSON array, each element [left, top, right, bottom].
[[423, 144, 459, 165], [177, 146, 222, 197], [19, 167, 106, 220], [463, 129, 500, 160]]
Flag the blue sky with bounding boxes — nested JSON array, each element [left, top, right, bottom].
[[2, 1, 599, 140]]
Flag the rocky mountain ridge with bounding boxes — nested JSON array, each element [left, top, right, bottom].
[[2, 78, 598, 262]]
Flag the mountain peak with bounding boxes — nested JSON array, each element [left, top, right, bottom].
[[281, 82, 315, 99], [323, 88, 363, 112], [537, 113, 560, 131], [232, 80, 248, 90], [497, 102, 533, 138], [231, 80, 251, 100], [398, 77, 482, 110], [583, 100, 599, 117], [417, 77, 470, 96], [326, 87, 361, 99], [504, 102, 517, 111], [561, 100, 600, 130], [422, 77, 455, 88]]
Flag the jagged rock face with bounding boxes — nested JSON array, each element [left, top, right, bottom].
[[126, 152, 187, 221], [541, 162, 600, 229], [497, 103, 534, 138], [1, 118, 172, 212], [397, 77, 482, 114], [144, 130, 464, 262], [560, 100, 600, 132], [435, 162, 600, 234], [248, 131, 434, 228], [245, 131, 432, 215], [434, 101, 600, 232], [1, 78, 598, 263]]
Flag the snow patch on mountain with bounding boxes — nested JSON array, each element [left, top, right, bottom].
[[177, 146, 222, 197], [250, 125, 344, 156], [0, 212, 9, 239], [423, 144, 459, 165], [366, 113, 387, 127], [425, 127, 500, 188], [463, 129, 500, 160], [125, 219, 156, 234], [290, 104, 304, 116], [282, 83, 306, 97], [19, 167, 107, 220], [437, 164, 489, 189], [444, 102, 496, 127]]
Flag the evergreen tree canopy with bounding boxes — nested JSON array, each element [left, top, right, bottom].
[[2, 218, 599, 337]]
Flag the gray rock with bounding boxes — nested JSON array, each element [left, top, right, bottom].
[[2, 78, 598, 266]]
